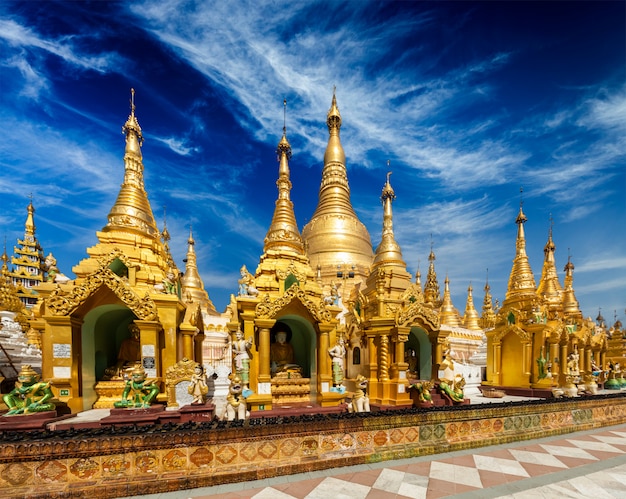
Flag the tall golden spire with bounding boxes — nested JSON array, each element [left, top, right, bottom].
[[181, 227, 217, 315], [263, 99, 304, 255], [423, 238, 441, 306], [103, 89, 159, 238], [504, 191, 536, 305], [301, 90, 373, 289], [536, 216, 563, 310], [439, 276, 461, 327], [562, 253, 582, 321], [463, 283, 482, 330], [481, 272, 497, 329], [372, 169, 405, 269]]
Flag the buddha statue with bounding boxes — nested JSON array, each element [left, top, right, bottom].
[[270, 329, 300, 375]]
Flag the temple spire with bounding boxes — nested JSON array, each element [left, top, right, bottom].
[[103, 88, 159, 238], [562, 253, 582, 321], [8, 200, 45, 308], [504, 189, 536, 305], [263, 99, 305, 255], [463, 283, 482, 330], [439, 275, 461, 327], [181, 226, 217, 315], [424, 237, 441, 306], [301, 90, 373, 293], [536, 214, 563, 311], [372, 169, 405, 269], [481, 270, 497, 329]]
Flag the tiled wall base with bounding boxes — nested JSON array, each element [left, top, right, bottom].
[[2, 396, 625, 498]]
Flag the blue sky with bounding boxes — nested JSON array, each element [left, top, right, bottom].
[[0, 1, 624, 322]]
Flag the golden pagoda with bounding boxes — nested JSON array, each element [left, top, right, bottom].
[[28, 90, 201, 412], [484, 201, 605, 393], [181, 227, 218, 316], [8, 201, 46, 308], [301, 91, 374, 301], [230, 101, 341, 410]]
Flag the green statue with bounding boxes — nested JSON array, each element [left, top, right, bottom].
[[439, 374, 466, 403], [114, 366, 160, 408], [3, 365, 55, 416]]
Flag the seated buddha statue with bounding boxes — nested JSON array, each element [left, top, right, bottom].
[[270, 330, 301, 376]]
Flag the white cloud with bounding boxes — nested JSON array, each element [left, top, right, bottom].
[[0, 19, 118, 73]]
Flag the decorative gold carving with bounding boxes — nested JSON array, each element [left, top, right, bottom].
[[46, 266, 157, 320], [493, 324, 532, 343], [276, 261, 307, 283], [400, 282, 424, 304], [255, 284, 333, 322], [165, 357, 201, 408], [396, 301, 440, 329]]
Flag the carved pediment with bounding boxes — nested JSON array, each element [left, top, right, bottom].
[[396, 300, 440, 330], [493, 324, 532, 343], [255, 283, 333, 323], [46, 266, 157, 320]]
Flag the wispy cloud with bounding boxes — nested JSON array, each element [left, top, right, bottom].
[[0, 19, 118, 74]]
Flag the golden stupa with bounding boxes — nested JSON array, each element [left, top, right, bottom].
[[301, 91, 374, 299]]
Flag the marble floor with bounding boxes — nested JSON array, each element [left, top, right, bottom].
[[126, 423, 626, 499]]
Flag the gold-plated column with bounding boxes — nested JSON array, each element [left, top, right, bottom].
[[379, 334, 389, 381], [255, 318, 275, 383], [368, 334, 377, 380], [561, 343, 569, 376]]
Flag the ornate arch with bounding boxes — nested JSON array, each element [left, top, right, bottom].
[[45, 266, 158, 321], [492, 324, 532, 343], [395, 301, 440, 330], [255, 283, 333, 323]]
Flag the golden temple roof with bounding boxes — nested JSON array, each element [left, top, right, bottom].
[[301, 91, 373, 289], [102, 89, 159, 238], [181, 227, 218, 315], [263, 100, 305, 255]]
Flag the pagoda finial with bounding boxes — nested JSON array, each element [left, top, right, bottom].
[[103, 89, 158, 238], [424, 237, 440, 306], [264, 99, 303, 254], [372, 168, 404, 269], [504, 188, 536, 305]]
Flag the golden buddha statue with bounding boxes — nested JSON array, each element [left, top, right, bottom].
[[270, 330, 300, 375]]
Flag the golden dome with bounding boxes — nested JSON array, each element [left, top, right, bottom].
[[302, 91, 373, 287]]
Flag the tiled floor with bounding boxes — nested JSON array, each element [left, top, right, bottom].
[[128, 423, 626, 498]]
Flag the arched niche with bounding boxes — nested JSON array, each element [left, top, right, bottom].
[[406, 326, 432, 380], [82, 304, 137, 408], [270, 314, 318, 389]]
